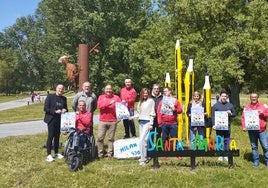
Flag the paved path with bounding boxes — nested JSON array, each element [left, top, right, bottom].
[[0, 98, 34, 111], [0, 115, 99, 138], [0, 94, 49, 111], [0, 120, 47, 138]]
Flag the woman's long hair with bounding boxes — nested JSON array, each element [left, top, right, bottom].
[[190, 91, 203, 103], [139, 88, 151, 106]]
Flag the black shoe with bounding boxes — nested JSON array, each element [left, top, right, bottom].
[[153, 163, 160, 169], [123, 136, 130, 139]]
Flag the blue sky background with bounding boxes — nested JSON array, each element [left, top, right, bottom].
[[0, 0, 41, 32]]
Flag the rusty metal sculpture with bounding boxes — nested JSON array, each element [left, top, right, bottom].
[[58, 43, 100, 92], [58, 55, 79, 91]]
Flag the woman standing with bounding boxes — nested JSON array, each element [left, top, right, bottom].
[[131, 88, 155, 166], [186, 91, 206, 149]]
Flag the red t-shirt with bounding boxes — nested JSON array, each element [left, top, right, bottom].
[[75, 110, 92, 134], [97, 93, 121, 122], [120, 87, 137, 109]]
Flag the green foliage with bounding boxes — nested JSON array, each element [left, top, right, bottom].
[[0, 0, 267, 106]]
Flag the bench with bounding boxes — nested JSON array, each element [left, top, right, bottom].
[[147, 149, 240, 169]]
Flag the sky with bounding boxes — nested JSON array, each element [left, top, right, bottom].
[[0, 0, 41, 32]]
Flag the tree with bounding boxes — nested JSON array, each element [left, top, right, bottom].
[[35, 0, 152, 94], [131, 0, 268, 109], [0, 49, 18, 94]]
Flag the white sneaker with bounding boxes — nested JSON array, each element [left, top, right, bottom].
[[54, 153, 64, 159], [224, 157, 228, 162], [46, 154, 54, 162], [218, 157, 223, 161], [139, 162, 146, 166]]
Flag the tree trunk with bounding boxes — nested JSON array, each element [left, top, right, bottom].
[[229, 79, 240, 111]]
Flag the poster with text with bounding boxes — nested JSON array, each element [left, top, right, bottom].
[[116, 102, 130, 121], [114, 137, 140, 159], [191, 107, 205, 126], [161, 96, 176, 115], [215, 111, 228, 130], [244, 110, 260, 130], [61, 112, 76, 132]]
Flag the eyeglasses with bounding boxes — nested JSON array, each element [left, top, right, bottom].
[[153, 88, 159, 90]]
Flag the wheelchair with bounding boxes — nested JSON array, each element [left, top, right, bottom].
[[63, 127, 96, 171]]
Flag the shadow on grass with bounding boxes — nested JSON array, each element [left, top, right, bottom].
[[243, 151, 266, 165], [158, 157, 240, 169]]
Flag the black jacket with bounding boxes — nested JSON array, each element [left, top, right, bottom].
[[44, 94, 68, 124]]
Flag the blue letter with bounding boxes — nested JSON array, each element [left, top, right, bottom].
[[148, 131, 157, 151]]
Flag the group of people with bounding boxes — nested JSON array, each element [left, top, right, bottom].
[[29, 91, 41, 103], [43, 81, 268, 168]]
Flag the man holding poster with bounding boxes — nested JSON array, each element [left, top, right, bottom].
[[120, 78, 137, 139], [241, 93, 268, 167], [212, 89, 236, 161], [97, 84, 121, 159]]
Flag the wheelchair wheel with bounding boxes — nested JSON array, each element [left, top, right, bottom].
[[63, 137, 72, 157], [69, 156, 80, 172], [88, 135, 96, 160]]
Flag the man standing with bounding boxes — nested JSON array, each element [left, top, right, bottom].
[[44, 84, 68, 162], [212, 89, 236, 162], [241, 93, 268, 167], [97, 84, 121, 159], [151, 83, 163, 168], [72, 81, 97, 134], [120, 78, 137, 139]]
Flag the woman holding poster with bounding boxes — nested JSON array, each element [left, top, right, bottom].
[[212, 89, 236, 162], [157, 87, 182, 147], [130, 88, 155, 166], [241, 93, 268, 167], [186, 91, 206, 149]]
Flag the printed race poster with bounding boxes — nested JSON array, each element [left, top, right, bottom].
[[215, 111, 228, 130], [191, 106, 205, 126], [116, 102, 130, 121], [61, 112, 76, 132], [114, 137, 140, 159], [161, 96, 176, 115], [244, 110, 260, 130]]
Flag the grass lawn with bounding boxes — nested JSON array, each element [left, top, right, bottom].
[[0, 94, 268, 187], [1, 118, 268, 187], [0, 94, 27, 103]]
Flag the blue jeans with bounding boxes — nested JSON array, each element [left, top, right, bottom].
[[248, 130, 268, 166], [123, 109, 136, 137], [161, 123, 177, 142], [190, 126, 205, 149]]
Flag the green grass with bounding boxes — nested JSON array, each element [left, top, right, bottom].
[[0, 103, 44, 123], [0, 93, 268, 187], [0, 94, 26, 103], [1, 120, 268, 187]]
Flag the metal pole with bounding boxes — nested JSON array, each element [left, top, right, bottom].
[[78, 44, 89, 91]]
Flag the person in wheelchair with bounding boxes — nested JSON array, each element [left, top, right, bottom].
[[74, 100, 93, 149], [64, 100, 95, 171]]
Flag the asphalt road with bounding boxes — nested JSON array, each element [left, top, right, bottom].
[[0, 97, 99, 138]]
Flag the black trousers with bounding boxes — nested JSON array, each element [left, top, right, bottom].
[[46, 118, 61, 155]]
